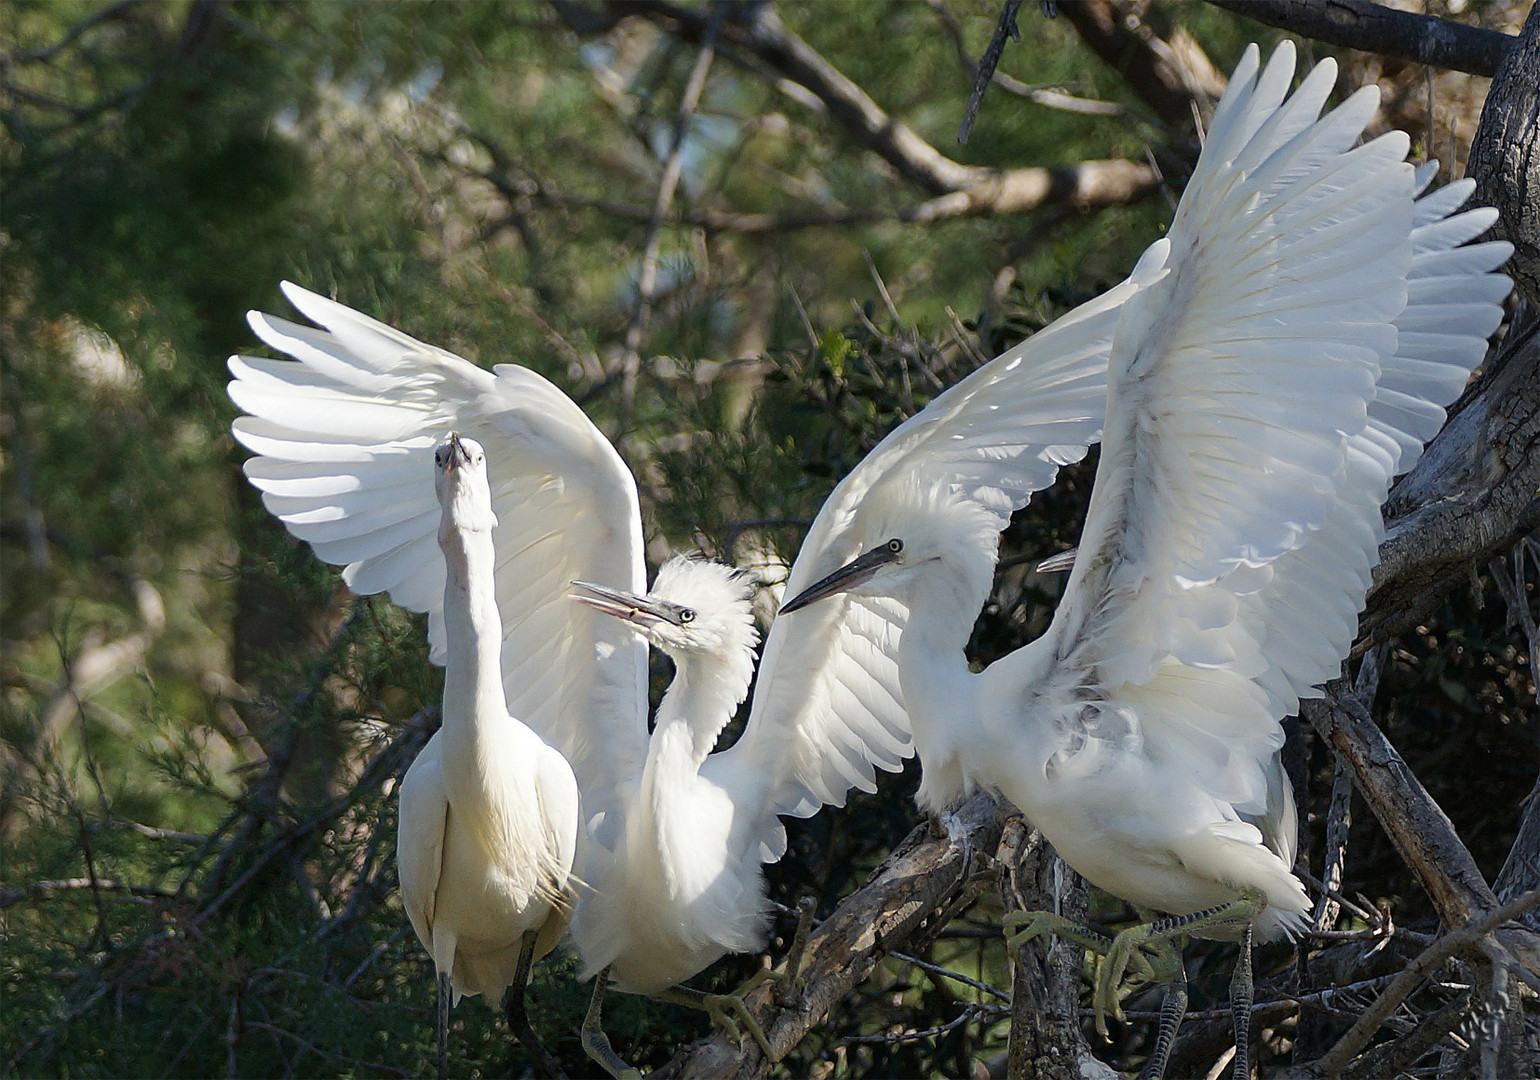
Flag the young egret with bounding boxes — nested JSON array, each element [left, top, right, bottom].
[[228, 284, 913, 1073], [566, 557, 777, 1071], [400, 433, 581, 1079], [781, 42, 1511, 1080]]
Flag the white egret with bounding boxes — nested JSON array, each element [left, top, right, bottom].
[[227, 285, 912, 1074], [565, 556, 778, 1071], [398, 432, 581, 1079], [780, 42, 1511, 1079]]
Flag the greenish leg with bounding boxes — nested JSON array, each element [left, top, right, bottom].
[[653, 983, 774, 1061], [1230, 921, 1254, 1080], [1134, 959, 1187, 1080], [775, 895, 817, 1002], [580, 968, 642, 1080], [1096, 888, 1265, 1038], [504, 931, 567, 1079], [1002, 908, 1115, 956], [436, 970, 451, 1080]]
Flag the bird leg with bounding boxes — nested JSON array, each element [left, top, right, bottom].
[[1004, 905, 1170, 1041], [1134, 959, 1187, 1080], [652, 983, 775, 1061], [504, 931, 568, 1079], [580, 969, 642, 1080], [1230, 920, 1254, 1080], [436, 970, 451, 1080], [759, 895, 817, 1005], [1096, 888, 1264, 1038]]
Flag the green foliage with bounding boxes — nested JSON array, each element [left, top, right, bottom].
[[2, 3, 1532, 1078]]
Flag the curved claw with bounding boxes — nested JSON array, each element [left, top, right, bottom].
[[704, 993, 774, 1060], [1095, 933, 1139, 1037]]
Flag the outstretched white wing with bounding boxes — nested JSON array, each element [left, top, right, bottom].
[[706, 237, 1161, 860], [1023, 43, 1510, 822], [229, 283, 650, 820]]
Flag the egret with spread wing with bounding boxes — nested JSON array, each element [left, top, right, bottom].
[[227, 284, 912, 1075], [781, 43, 1511, 1079], [399, 432, 580, 1079]]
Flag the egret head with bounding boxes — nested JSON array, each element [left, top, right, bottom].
[[571, 556, 759, 666], [781, 482, 999, 615], [434, 432, 498, 535]]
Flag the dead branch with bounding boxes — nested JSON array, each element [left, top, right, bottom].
[[604, 1, 1159, 208], [1057, 0, 1225, 130], [1205, 0, 1515, 78], [614, 1, 722, 434], [649, 791, 1008, 1079], [997, 817, 1113, 1080], [958, 0, 1026, 145], [1469, 2, 1540, 307], [1287, 888, 1540, 1078], [0, 577, 166, 838], [1357, 315, 1540, 652]]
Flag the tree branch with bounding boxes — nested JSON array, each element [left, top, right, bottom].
[[650, 791, 1007, 1078], [1206, 0, 1515, 78], [605, 1, 1159, 208], [1469, 2, 1540, 307], [1357, 317, 1540, 652], [1057, 0, 1224, 130]]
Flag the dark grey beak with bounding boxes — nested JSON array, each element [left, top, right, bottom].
[[779, 542, 903, 614], [570, 580, 680, 628], [441, 431, 470, 473]]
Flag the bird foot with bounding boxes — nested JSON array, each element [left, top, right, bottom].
[[1002, 908, 1114, 955], [653, 982, 775, 1061], [704, 992, 774, 1060], [581, 969, 642, 1080]]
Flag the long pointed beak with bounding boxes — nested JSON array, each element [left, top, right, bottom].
[[570, 580, 677, 628], [779, 543, 902, 615], [441, 431, 470, 473]]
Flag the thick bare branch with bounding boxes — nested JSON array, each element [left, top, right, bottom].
[[1358, 319, 1540, 651], [1058, 0, 1224, 130], [606, 0, 1158, 208], [1469, 2, 1540, 307], [1206, 0, 1515, 78], [499, 157, 1154, 234], [650, 791, 1007, 1079]]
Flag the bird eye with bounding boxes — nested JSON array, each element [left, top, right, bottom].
[[434, 450, 444, 466], [886, 538, 904, 554], [678, 608, 696, 623]]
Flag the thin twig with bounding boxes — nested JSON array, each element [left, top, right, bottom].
[[616, 1, 726, 436], [958, 0, 1025, 144], [888, 950, 1012, 1004], [1308, 888, 1540, 1076]]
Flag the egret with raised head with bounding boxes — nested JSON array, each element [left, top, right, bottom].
[[397, 432, 581, 1079]]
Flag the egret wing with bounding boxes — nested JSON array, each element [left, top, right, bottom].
[[1019, 43, 1508, 819], [229, 284, 649, 813], [1246, 168, 1510, 719], [705, 232, 1153, 860]]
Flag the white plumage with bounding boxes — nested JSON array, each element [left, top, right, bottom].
[[397, 433, 580, 1074], [228, 283, 915, 1065], [780, 41, 1510, 1071]]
